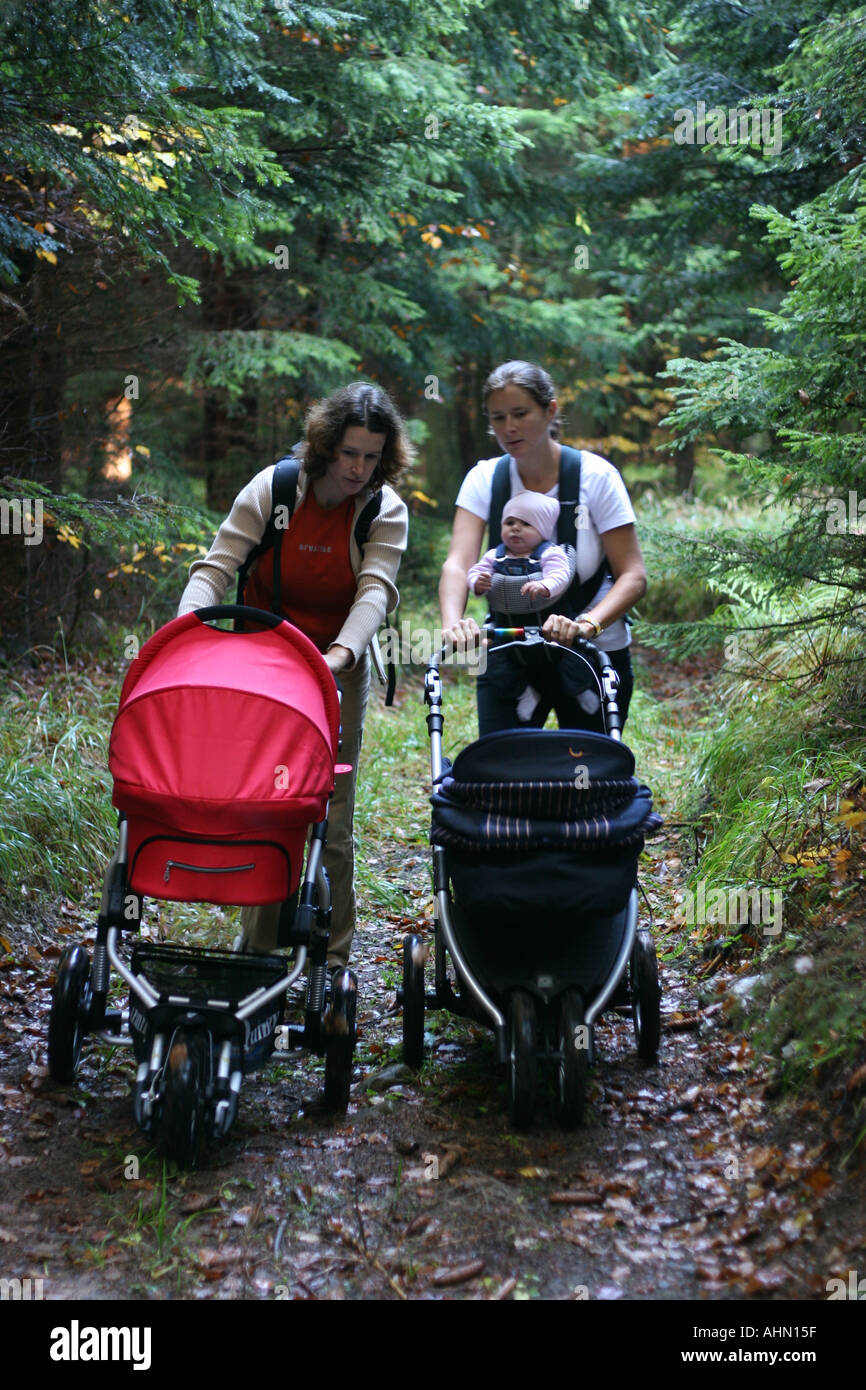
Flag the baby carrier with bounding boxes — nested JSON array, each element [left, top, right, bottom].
[[486, 447, 610, 623], [488, 540, 557, 627]]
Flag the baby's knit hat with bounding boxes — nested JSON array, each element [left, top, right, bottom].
[[502, 490, 560, 541]]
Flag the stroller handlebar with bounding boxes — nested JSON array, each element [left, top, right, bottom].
[[194, 604, 285, 630], [428, 625, 606, 670], [425, 625, 623, 741]]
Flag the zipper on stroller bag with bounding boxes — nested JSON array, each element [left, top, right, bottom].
[[163, 859, 256, 884]]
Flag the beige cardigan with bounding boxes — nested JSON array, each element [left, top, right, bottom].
[[178, 464, 408, 669]]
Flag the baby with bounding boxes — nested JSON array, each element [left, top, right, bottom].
[[467, 491, 570, 608], [467, 492, 570, 722]]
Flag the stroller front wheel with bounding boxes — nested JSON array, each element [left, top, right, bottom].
[[401, 935, 426, 1070], [632, 930, 661, 1061], [507, 990, 538, 1129], [323, 970, 357, 1110], [48, 945, 92, 1084], [554, 989, 588, 1130], [157, 1028, 209, 1168]]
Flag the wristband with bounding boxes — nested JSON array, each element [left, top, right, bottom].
[[577, 613, 604, 637]]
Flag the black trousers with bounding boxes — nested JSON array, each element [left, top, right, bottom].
[[475, 642, 634, 737]]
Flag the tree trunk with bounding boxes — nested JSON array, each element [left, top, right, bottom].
[[675, 439, 696, 494], [200, 255, 259, 513], [454, 357, 488, 479], [0, 262, 66, 486]]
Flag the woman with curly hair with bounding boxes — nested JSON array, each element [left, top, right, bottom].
[[178, 382, 411, 971]]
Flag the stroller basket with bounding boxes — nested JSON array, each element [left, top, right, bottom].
[[130, 941, 286, 1010]]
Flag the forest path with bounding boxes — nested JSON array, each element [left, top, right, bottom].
[[0, 651, 863, 1302]]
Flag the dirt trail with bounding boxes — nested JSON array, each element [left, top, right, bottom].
[[1, 824, 863, 1305], [1, 655, 864, 1303]]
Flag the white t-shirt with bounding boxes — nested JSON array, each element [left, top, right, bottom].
[[455, 450, 635, 649]]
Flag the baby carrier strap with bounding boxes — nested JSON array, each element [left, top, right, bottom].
[[488, 450, 610, 619]]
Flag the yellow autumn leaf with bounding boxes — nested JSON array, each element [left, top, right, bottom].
[[134, 444, 151, 456], [121, 563, 135, 574], [36, 249, 58, 265], [132, 549, 146, 562], [837, 811, 866, 830], [409, 490, 438, 507]]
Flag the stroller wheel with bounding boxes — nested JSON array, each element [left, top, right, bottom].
[[632, 930, 661, 1061], [158, 1028, 208, 1168], [507, 991, 537, 1129], [402, 934, 425, 1070], [554, 989, 588, 1130], [323, 970, 357, 1111], [48, 945, 92, 1084]]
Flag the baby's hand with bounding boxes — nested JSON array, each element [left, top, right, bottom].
[[521, 580, 550, 600], [473, 572, 492, 594]]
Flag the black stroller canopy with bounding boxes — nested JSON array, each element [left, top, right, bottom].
[[446, 727, 635, 784]]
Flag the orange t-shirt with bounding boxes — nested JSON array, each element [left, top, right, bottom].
[[245, 490, 357, 650]]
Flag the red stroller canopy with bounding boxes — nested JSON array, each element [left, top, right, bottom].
[[110, 612, 341, 836]]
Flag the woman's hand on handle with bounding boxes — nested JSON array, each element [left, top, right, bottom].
[[542, 613, 585, 647], [441, 614, 484, 654], [325, 644, 354, 675], [439, 506, 487, 641]]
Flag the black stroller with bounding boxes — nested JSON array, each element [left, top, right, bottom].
[[400, 629, 662, 1129]]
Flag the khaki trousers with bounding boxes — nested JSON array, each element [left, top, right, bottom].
[[240, 651, 370, 969]]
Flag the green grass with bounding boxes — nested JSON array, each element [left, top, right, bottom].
[[0, 665, 119, 911]]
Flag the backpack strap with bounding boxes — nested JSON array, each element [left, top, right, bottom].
[[235, 453, 300, 611], [487, 454, 511, 552], [554, 445, 610, 618], [353, 489, 382, 552]]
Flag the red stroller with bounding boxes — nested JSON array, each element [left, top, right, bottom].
[[47, 605, 357, 1165]]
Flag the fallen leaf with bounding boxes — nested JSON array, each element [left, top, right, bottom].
[[432, 1259, 485, 1287]]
